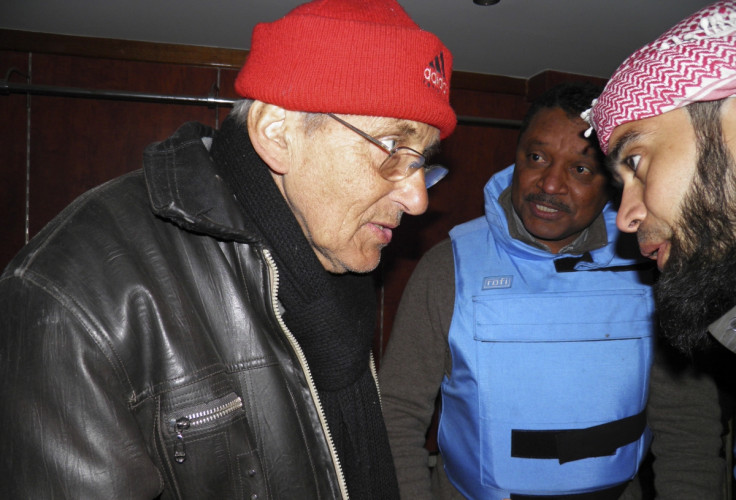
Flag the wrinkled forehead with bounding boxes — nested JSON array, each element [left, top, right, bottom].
[[348, 115, 441, 150], [588, 1, 736, 154], [366, 115, 440, 137]]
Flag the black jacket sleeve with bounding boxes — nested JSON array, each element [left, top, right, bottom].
[[0, 274, 163, 498]]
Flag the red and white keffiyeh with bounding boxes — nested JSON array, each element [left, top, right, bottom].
[[584, 1, 736, 153]]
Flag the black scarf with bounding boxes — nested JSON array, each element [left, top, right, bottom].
[[210, 116, 399, 500]]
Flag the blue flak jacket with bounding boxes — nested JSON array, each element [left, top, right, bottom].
[[439, 165, 655, 499]]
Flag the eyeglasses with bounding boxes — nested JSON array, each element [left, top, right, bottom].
[[327, 113, 448, 188]]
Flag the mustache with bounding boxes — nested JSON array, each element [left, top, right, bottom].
[[525, 193, 571, 213]]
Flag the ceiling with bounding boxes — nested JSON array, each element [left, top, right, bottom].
[[1, 0, 714, 79]]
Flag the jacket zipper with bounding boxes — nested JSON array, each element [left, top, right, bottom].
[[369, 351, 380, 408], [173, 393, 244, 464], [261, 248, 350, 500]]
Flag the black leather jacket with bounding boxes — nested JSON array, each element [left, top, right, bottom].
[[0, 122, 347, 499]]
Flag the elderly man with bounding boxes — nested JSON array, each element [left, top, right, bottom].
[[380, 82, 727, 499], [584, 1, 736, 355], [0, 0, 455, 498]]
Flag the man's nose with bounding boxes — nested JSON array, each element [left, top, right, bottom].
[[537, 164, 566, 194], [616, 183, 647, 233], [394, 170, 429, 216]]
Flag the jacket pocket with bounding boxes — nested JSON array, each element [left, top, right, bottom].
[[472, 291, 653, 492], [160, 387, 266, 500], [172, 392, 244, 464]]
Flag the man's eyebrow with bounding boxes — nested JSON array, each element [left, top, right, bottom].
[[392, 121, 440, 158], [389, 121, 419, 138], [606, 129, 644, 170], [522, 139, 549, 148], [581, 143, 598, 158]]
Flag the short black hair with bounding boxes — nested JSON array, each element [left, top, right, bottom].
[[518, 82, 602, 140], [517, 81, 612, 195]]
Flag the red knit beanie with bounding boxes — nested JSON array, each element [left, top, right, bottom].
[[235, 0, 456, 139]]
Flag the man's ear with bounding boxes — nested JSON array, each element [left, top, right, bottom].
[[247, 101, 290, 175]]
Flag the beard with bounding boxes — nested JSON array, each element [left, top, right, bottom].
[[655, 233, 736, 355], [654, 102, 736, 355]]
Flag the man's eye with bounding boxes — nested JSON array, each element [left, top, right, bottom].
[[624, 155, 641, 173], [574, 165, 592, 175], [529, 153, 544, 162], [380, 138, 397, 151]]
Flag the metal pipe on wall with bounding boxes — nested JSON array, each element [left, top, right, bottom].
[[0, 79, 522, 129]]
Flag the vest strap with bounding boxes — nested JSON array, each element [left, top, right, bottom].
[[511, 410, 646, 464], [510, 481, 628, 499], [554, 253, 655, 273], [553, 252, 593, 272]]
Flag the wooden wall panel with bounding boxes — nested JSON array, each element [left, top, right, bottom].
[[26, 54, 229, 237], [0, 50, 30, 268], [218, 68, 241, 101]]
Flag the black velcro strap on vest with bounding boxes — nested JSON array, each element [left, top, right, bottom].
[[553, 252, 594, 272], [554, 252, 656, 273], [511, 410, 646, 464], [510, 481, 629, 500]]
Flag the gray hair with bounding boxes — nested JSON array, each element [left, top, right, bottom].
[[230, 99, 254, 126], [229, 99, 328, 136]]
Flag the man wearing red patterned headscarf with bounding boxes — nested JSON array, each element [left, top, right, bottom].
[[585, 1, 736, 354]]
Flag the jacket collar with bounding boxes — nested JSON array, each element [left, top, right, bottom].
[[142, 121, 259, 243], [484, 165, 645, 271]]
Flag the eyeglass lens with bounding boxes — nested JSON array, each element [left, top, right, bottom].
[[380, 149, 448, 188], [380, 148, 423, 181]]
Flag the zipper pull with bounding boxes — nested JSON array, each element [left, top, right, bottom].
[[174, 417, 190, 464]]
